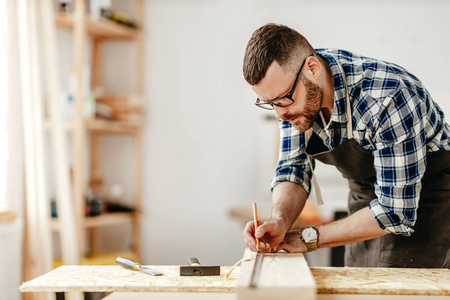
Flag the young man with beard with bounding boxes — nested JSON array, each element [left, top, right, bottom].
[[242, 23, 450, 268]]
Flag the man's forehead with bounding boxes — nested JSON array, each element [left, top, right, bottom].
[[252, 61, 295, 101]]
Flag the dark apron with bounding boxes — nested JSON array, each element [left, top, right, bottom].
[[304, 63, 450, 268], [306, 133, 450, 268]]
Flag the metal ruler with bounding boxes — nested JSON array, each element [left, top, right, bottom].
[[249, 253, 263, 288]]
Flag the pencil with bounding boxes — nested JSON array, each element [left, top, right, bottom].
[[253, 202, 260, 251]]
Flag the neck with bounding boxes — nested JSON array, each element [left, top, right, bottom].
[[319, 60, 335, 123]]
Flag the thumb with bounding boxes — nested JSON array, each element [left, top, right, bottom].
[[255, 222, 272, 238]]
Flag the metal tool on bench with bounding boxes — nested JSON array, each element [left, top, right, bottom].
[[249, 253, 263, 287], [180, 257, 221, 276], [116, 256, 163, 276]]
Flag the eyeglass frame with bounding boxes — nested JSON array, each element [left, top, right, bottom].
[[255, 53, 315, 110]]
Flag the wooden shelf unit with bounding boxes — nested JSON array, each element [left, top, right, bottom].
[[53, 0, 145, 263], [51, 212, 134, 231], [55, 13, 138, 40], [53, 251, 138, 268], [46, 118, 143, 134]]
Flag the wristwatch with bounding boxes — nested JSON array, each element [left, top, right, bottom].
[[299, 226, 319, 252]]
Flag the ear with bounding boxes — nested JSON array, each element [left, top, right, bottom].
[[305, 56, 321, 79]]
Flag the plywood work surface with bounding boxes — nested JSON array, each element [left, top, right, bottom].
[[311, 267, 450, 295], [20, 265, 450, 295], [103, 292, 450, 300], [19, 265, 238, 293]]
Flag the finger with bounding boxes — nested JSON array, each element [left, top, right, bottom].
[[244, 241, 257, 252], [258, 241, 271, 250], [272, 243, 286, 253], [257, 242, 271, 253], [244, 235, 256, 248], [243, 221, 255, 240]]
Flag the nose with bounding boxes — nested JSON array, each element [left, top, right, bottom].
[[273, 106, 288, 119]]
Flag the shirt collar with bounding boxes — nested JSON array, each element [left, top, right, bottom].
[[316, 50, 350, 125]]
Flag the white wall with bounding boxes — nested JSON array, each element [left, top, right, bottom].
[[26, 0, 450, 269], [0, 1, 24, 299], [140, 0, 450, 266]]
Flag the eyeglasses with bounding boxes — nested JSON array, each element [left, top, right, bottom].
[[255, 53, 314, 110]]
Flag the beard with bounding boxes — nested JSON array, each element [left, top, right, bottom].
[[282, 76, 323, 132]]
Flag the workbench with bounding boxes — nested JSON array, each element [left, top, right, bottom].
[[20, 265, 450, 299]]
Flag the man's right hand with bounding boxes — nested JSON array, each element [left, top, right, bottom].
[[243, 218, 288, 252]]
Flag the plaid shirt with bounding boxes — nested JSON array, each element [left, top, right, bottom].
[[272, 49, 450, 236]]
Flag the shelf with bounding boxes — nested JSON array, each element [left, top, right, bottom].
[[51, 212, 135, 231], [84, 118, 143, 133], [49, 0, 145, 263], [0, 210, 16, 224], [55, 13, 138, 40], [53, 251, 138, 268], [45, 118, 143, 134]]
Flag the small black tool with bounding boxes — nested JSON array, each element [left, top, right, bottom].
[[179, 257, 220, 276]]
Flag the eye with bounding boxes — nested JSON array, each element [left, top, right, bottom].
[[273, 98, 290, 106]]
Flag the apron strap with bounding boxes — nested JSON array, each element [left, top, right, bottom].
[[338, 63, 353, 139]]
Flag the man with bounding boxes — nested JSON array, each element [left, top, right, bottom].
[[242, 23, 450, 268]]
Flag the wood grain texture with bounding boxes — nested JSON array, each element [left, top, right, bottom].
[[103, 293, 450, 300], [19, 266, 238, 293], [19, 265, 450, 296], [237, 251, 316, 300], [310, 267, 450, 295]]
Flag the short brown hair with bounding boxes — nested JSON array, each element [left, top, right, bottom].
[[243, 23, 315, 85]]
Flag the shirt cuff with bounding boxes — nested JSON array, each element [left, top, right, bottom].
[[369, 199, 415, 236], [271, 177, 311, 195]]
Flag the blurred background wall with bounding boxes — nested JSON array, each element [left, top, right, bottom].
[[136, 0, 450, 266], [4, 3, 450, 295]]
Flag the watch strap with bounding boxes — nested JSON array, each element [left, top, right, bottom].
[[306, 240, 317, 252]]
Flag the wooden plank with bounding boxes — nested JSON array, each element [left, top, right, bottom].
[[18, 0, 42, 284], [237, 251, 316, 300], [132, 128, 143, 259], [41, 0, 80, 266], [91, 38, 102, 89], [19, 0, 56, 299], [42, 1, 82, 300], [134, 0, 144, 95], [89, 132, 102, 186], [19, 4, 53, 300], [19, 265, 450, 295], [132, 5, 144, 263], [30, 0, 53, 278], [73, 0, 87, 261]]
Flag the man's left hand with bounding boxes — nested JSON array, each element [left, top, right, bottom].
[[272, 230, 307, 253]]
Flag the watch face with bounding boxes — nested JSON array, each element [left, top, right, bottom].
[[302, 227, 317, 243]]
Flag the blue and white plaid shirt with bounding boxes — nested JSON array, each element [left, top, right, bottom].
[[272, 49, 450, 236]]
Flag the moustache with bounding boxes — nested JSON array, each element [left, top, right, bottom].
[[282, 112, 301, 122]]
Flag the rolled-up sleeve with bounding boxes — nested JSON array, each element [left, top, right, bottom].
[[369, 88, 428, 236], [271, 120, 312, 194]]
